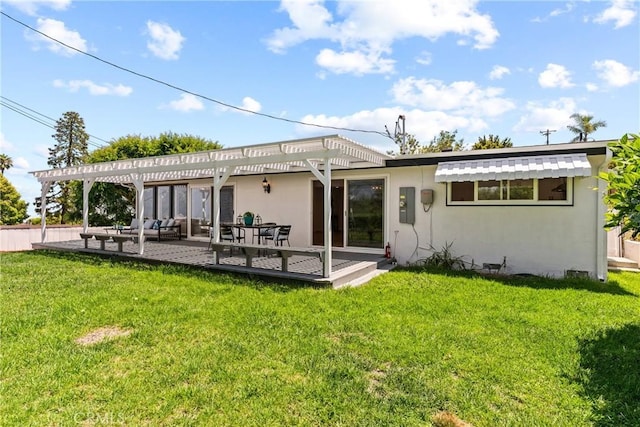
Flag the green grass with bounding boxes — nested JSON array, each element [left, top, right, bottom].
[[2, 251, 639, 426]]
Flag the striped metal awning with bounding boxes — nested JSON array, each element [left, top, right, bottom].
[[434, 153, 592, 182]]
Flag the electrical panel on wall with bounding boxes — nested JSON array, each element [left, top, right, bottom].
[[421, 189, 433, 205], [399, 187, 415, 224]]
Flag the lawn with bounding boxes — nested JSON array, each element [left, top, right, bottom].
[[2, 250, 639, 426]]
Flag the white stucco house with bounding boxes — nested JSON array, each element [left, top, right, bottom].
[[30, 135, 611, 280]]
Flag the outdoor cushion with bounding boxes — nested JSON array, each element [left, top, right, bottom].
[[160, 218, 170, 228], [143, 219, 155, 229], [152, 220, 161, 230], [130, 219, 139, 229], [166, 218, 175, 228]]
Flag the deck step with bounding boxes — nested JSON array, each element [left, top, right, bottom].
[[607, 256, 639, 269]]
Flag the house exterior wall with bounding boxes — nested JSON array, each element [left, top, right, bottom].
[[227, 173, 315, 247], [180, 151, 606, 279], [385, 155, 607, 278]]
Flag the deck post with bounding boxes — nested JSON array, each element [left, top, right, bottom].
[[82, 178, 95, 234], [39, 181, 51, 243], [131, 174, 145, 255]]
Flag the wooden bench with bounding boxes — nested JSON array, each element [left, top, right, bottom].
[[269, 247, 325, 272], [79, 232, 143, 252], [209, 242, 325, 273], [111, 234, 144, 251]]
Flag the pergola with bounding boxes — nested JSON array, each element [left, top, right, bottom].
[[30, 134, 391, 277]]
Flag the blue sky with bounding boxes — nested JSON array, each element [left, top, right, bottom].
[[1, 0, 639, 216]]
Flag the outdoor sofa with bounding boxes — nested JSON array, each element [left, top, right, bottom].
[[120, 218, 183, 241]]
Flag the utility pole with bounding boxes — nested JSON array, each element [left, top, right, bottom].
[[395, 115, 406, 152], [540, 129, 556, 145]]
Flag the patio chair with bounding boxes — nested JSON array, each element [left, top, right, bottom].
[[265, 225, 291, 246], [208, 224, 236, 252], [254, 222, 277, 244]]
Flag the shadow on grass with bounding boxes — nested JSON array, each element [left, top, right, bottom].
[[23, 250, 324, 292], [578, 324, 640, 426], [398, 266, 636, 296]]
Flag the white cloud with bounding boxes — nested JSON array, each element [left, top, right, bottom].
[[298, 107, 488, 146], [513, 98, 577, 132], [0, 133, 14, 152], [538, 63, 574, 88], [550, 2, 575, 17], [146, 21, 185, 60], [316, 48, 395, 75], [391, 77, 515, 117], [489, 65, 510, 80], [586, 82, 599, 92], [592, 59, 639, 87], [162, 94, 204, 112], [11, 157, 30, 172], [2, 0, 71, 16], [26, 18, 88, 56], [593, 0, 637, 29], [266, 0, 499, 75], [240, 97, 262, 113], [415, 51, 432, 66], [53, 79, 133, 96]]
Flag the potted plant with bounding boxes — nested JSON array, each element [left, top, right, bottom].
[[243, 211, 254, 226]]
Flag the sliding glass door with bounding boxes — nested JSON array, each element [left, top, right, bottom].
[[313, 178, 384, 249], [347, 179, 384, 248]]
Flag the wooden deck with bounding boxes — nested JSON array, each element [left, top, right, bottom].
[[33, 239, 393, 288]]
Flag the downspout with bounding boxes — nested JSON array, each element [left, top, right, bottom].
[[596, 146, 612, 281]]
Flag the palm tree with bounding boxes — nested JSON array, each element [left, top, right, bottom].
[[567, 113, 607, 142], [0, 153, 13, 175]]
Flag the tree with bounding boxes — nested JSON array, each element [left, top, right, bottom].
[[69, 132, 222, 225], [600, 132, 640, 238], [472, 134, 513, 150], [48, 111, 89, 223], [0, 153, 13, 175], [0, 175, 29, 225], [567, 113, 607, 142], [389, 130, 465, 155], [423, 130, 465, 153], [390, 133, 423, 155]]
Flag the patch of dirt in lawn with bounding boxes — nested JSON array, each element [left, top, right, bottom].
[[75, 326, 132, 346], [366, 362, 391, 398], [431, 410, 473, 427]]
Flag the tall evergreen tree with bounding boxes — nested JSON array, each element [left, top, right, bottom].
[[0, 153, 13, 175], [472, 134, 513, 150], [0, 175, 29, 225], [567, 113, 607, 142], [48, 111, 89, 223]]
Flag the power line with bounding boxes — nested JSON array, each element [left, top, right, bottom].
[[1, 11, 389, 138], [1, 96, 108, 149]]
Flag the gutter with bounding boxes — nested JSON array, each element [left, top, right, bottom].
[[596, 146, 613, 281]]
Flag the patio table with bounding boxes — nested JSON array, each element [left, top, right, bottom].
[[225, 223, 279, 245]]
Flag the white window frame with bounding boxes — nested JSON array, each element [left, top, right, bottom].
[[446, 177, 573, 206]]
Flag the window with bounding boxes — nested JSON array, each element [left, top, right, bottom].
[[448, 177, 571, 205], [157, 186, 171, 219], [451, 182, 474, 201], [538, 177, 567, 201]]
